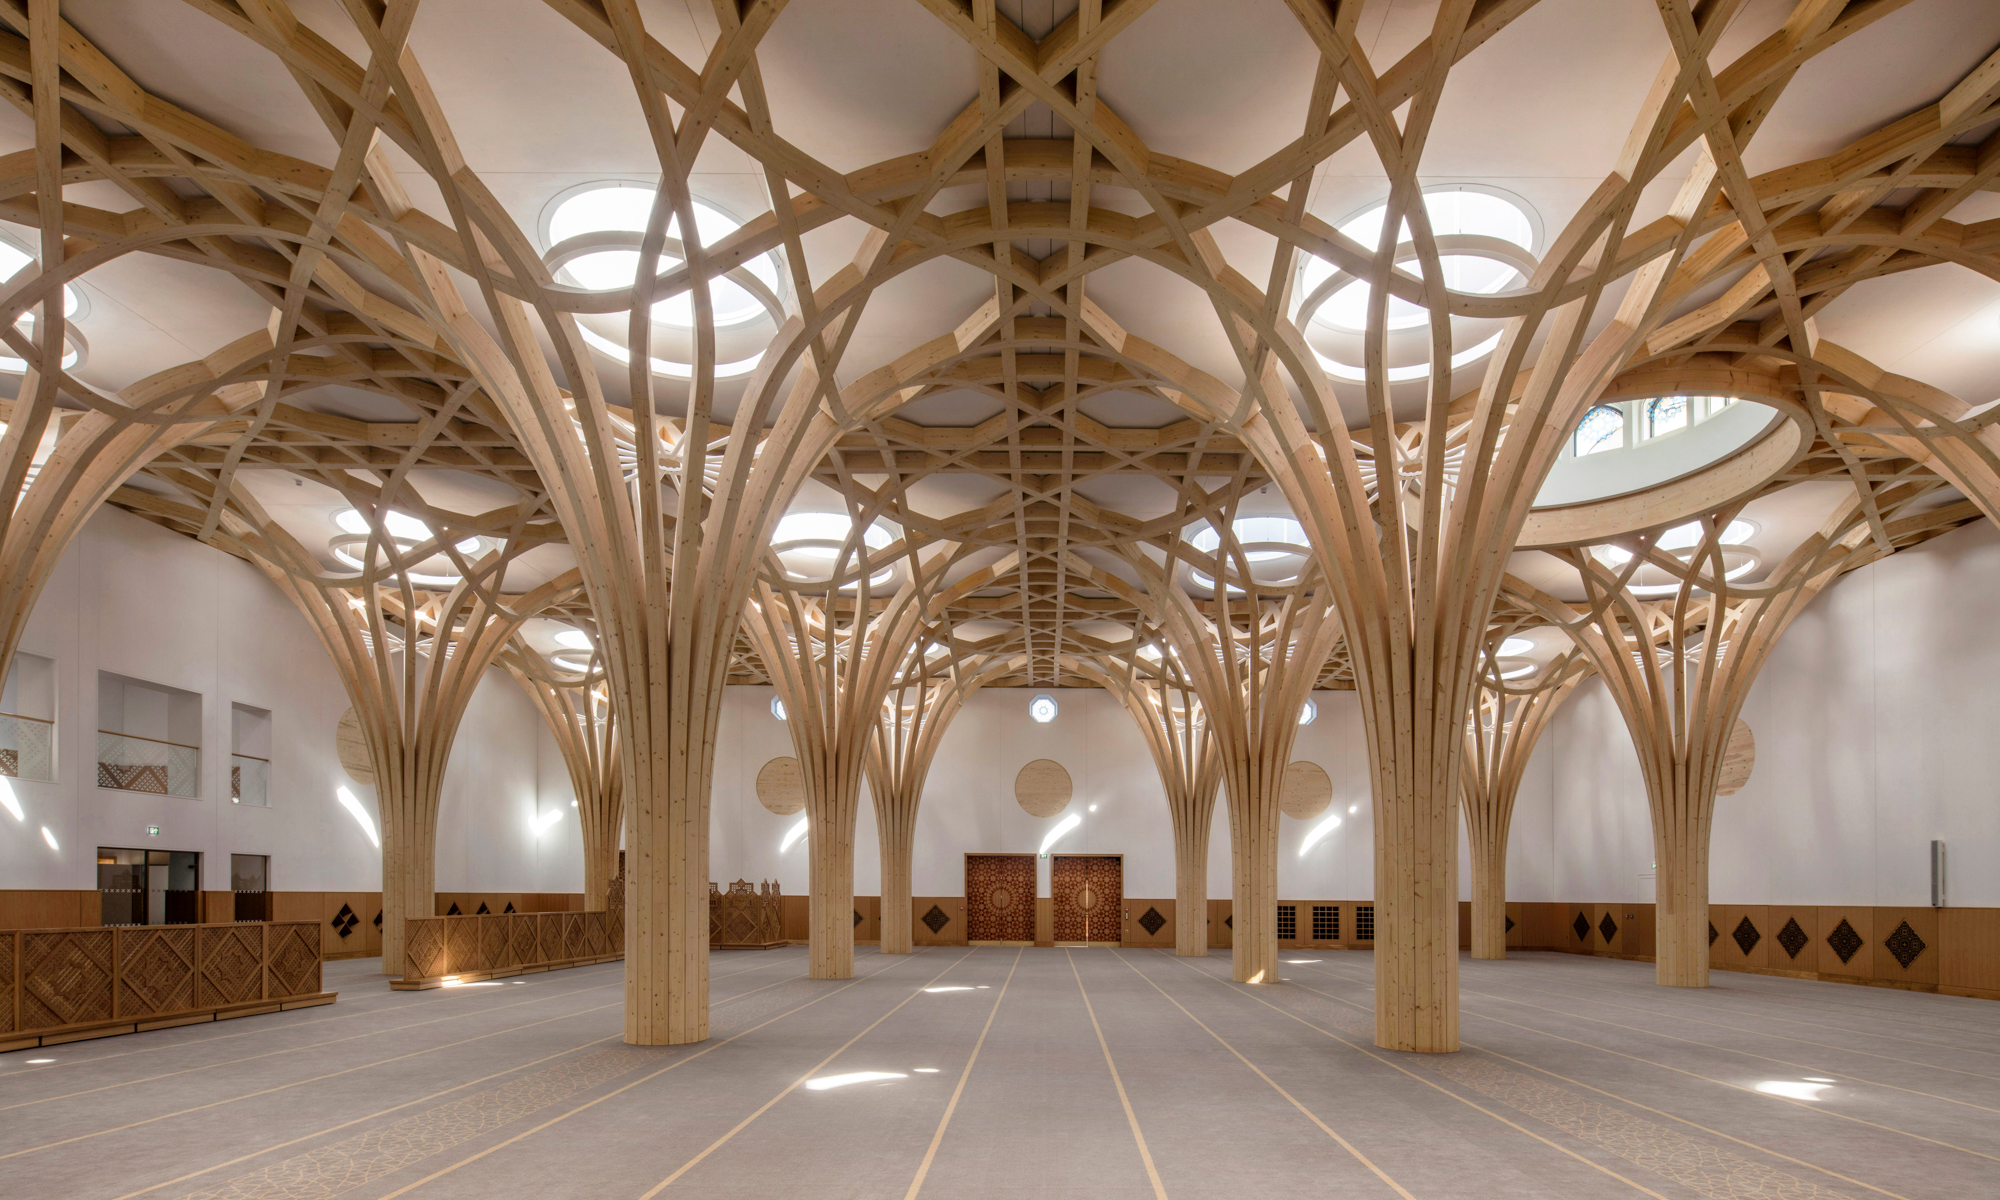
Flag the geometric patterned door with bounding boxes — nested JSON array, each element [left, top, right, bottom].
[[964, 854, 1036, 943], [1051, 855, 1122, 944]]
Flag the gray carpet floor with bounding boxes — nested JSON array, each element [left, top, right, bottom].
[[3, 946, 1995, 1199]]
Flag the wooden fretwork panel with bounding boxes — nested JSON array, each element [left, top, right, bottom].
[[964, 855, 1036, 943], [1051, 856, 1123, 944]]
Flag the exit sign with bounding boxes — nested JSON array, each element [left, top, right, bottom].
[[146, 825, 161, 837]]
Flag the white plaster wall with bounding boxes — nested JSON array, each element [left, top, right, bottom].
[[0, 505, 572, 896], [707, 684, 1374, 902]]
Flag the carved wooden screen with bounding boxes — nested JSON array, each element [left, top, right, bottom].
[[1051, 855, 1122, 944], [964, 855, 1036, 943]]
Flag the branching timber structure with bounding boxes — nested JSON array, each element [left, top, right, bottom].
[[0, 0, 1996, 1053]]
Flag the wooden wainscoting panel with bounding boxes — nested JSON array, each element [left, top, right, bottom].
[[1940, 909, 2000, 997], [1036, 897, 1052, 947], [1624, 904, 1656, 960], [1127, 898, 1174, 948], [1208, 899, 1232, 949], [1458, 901, 1471, 952], [1590, 904, 1627, 957], [0, 891, 95, 930], [964, 855, 1036, 943], [852, 895, 880, 945], [271, 892, 325, 925], [1051, 856, 1122, 944], [1708, 905, 1768, 971], [1816, 906, 1874, 979], [781, 895, 810, 944], [1871, 906, 1939, 987], [1765, 905, 1818, 975], [1521, 903, 1570, 951], [912, 897, 964, 946]]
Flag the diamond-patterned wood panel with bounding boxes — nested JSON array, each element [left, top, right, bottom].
[[447, 916, 482, 975], [539, 912, 564, 964], [406, 918, 449, 980], [1870, 908, 1938, 985], [965, 855, 1036, 942], [583, 912, 609, 958], [561, 913, 584, 961], [23, 929, 113, 1029], [1768, 908, 1816, 972], [1817, 907, 1873, 977], [0, 931, 15, 1034], [198, 924, 265, 1007], [480, 916, 512, 972], [1051, 855, 1122, 943], [510, 914, 541, 966], [266, 923, 322, 999], [118, 927, 197, 1018]]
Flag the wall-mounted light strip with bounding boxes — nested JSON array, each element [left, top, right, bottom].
[[336, 786, 381, 848]]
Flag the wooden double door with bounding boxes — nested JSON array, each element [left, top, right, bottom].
[[964, 853, 1036, 943], [1052, 854, 1122, 944]]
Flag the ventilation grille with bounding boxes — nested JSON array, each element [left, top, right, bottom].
[[1138, 907, 1166, 937], [1355, 905, 1374, 942], [1598, 913, 1618, 943], [1312, 905, 1337, 941], [1776, 917, 1807, 959], [1884, 921, 1926, 970], [1826, 918, 1862, 964], [921, 905, 950, 935], [1732, 916, 1761, 957], [1573, 911, 1592, 942], [1276, 905, 1297, 940]]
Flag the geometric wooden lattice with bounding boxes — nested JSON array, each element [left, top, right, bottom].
[[23, 930, 114, 1028], [1598, 913, 1619, 943], [1138, 907, 1166, 937], [1573, 911, 1592, 942], [399, 911, 619, 981], [1354, 906, 1374, 941], [710, 880, 785, 950], [118, 927, 197, 1019], [266, 923, 322, 999], [1826, 919, 1864, 965], [0, 931, 14, 1034], [1776, 917, 1809, 960], [1883, 921, 1927, 970], [198, 924, 264, 1007], [1732, 916, 1761, 957], [921, 905, 950, 935]]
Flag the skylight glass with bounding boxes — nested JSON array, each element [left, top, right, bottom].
[[1300, 189, 1534, 332], [546, 187, 780, 328]]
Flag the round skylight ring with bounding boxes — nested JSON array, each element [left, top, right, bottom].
[[1296, 235, 1539, 334], [537, 181, 785, 332], [543, 230, 786, 329]]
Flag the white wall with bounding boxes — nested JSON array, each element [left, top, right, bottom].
[[14, 502, 1996, 913], [1508, 517, 2000, 909], [707, 683, 1375, 901], [0, 505, 576, 897]]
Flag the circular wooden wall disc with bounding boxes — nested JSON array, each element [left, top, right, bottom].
[[335, 708, 375, 786], [1015, 758, 1072, 817], [1280, 760, 1333, 819], [755, 756, 806, 815], [1716, 719, 1756, 796]]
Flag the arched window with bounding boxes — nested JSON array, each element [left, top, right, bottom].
[[1572, 405, 1624, 456]]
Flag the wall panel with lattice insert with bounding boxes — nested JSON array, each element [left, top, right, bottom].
[[965, 855, 1037, 943], [0, 922, 332, 1052]]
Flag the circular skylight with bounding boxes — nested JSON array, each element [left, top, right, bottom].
[[1299, 189, 1534, 333], [1187, 516, 1311, 591], [772, 511, 895, 588], [544, 186, 781, 329], [1295, 187, 1538, 384], [553, 628, 593, 651], [0, 239, 86, 374], [1594, 519, 1760, 596], [1498, 636, 1534, 657], [1028, 694, 1058, 723], [328, 508, 487, 585]]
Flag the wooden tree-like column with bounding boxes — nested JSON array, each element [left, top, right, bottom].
[[1460, 610, 1587, 960], [502, 635, 623, 911], [1098, 539, 1339, 986], [739, 535, 958, 978], [868, 649, 1016, 955], [150, 476, 580, 972], [1509, 487, 1972, 986], [1072, 650, 1222, 957]]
